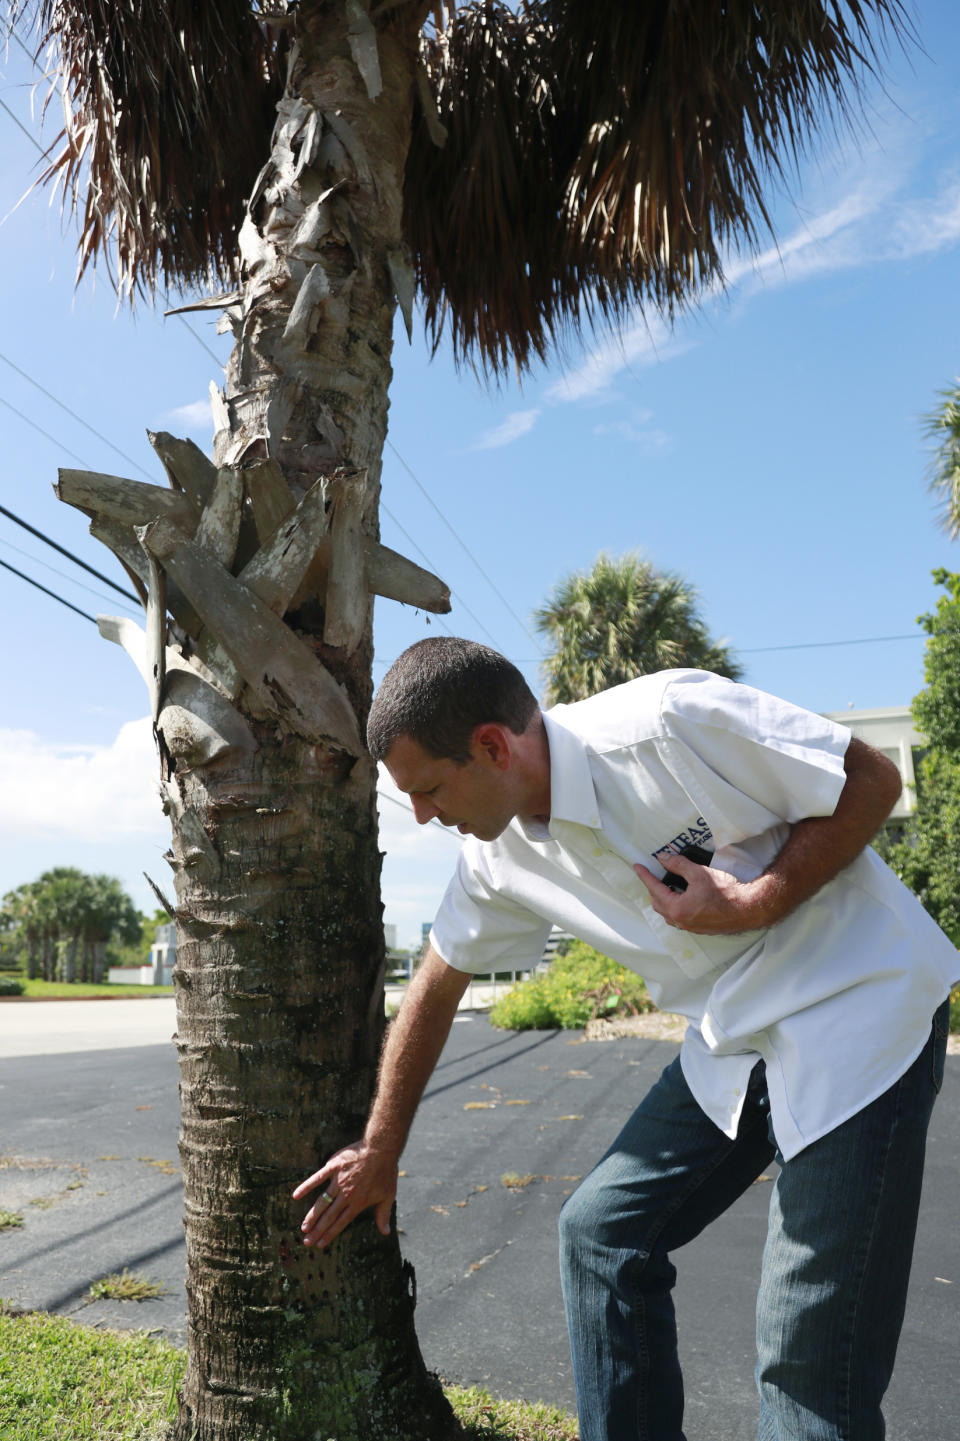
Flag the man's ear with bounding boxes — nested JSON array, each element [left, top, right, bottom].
[[470, 723, 512, 768]]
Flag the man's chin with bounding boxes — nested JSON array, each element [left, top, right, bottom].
[[463, 820, 509, 843]]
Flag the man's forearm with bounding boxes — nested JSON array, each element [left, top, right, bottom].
[[294, 946, 470, 1247], [363, 946, 471, 1159], [752, 736, 903, 926]]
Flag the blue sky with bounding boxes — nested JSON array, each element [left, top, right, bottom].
[[2, 3, 960, 948]]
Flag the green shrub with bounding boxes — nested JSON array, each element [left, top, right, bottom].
[[0, 976, 24, 996], [490, 941, 654, 1031], [950, 985, 960, 1034]]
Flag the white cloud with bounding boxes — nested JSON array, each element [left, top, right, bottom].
[[883, 176, 960, 260], [160, 398, 213, 432], [472, 408, 541, 450], [0, 719, 166, 841], [547, 161, 960, 408], [546, 316, 694, 405], [593, 419, 670, 451]]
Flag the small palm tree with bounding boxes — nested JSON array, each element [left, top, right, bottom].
[[536, 552, 741, 704], [924, 382, 960, 540]]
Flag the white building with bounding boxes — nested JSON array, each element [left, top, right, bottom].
[[824, 706, 923, 824]]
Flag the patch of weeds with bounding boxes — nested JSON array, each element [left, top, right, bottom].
[[88, 1269, 166, 1303], [448, 1383, 579, 1440], [500, 1173, 538, 1191], [0, 1212, 24, 1230], [28, 1199, 55, 1211], [137, 1157, 179, 1177]]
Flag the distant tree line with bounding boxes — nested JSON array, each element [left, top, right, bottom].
[[881, 569, 960, 947], [0, 869, 147, 984]]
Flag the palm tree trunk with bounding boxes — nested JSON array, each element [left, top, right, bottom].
[[165, 6, 455, 1438], [57, 936, 78, 984]]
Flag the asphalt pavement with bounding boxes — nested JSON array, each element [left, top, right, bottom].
[[0, 1001, 957, 1439]]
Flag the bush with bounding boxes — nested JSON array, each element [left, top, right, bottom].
[[489, 941, 654, 1031], [0, 975, 24, 996]]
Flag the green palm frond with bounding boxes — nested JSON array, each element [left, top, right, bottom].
[[923, 383, 960, 541], [535, 551, 741, 705]]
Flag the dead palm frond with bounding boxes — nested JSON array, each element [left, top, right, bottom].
[[407, 0, 911, 372], [17, 0, 284, 297], [12, 1, 911, 365]]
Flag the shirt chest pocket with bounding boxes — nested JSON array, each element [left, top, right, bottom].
[[575, 832, 729, 981]]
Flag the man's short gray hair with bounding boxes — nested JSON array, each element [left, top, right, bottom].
[[367, 637, 538, 763]]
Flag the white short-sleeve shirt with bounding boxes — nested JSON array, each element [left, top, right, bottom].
[[430, 670, 959, 1159]]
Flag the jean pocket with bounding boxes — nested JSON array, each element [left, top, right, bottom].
[[931, 997, 950, 1094]]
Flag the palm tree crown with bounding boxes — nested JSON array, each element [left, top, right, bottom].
[[18, 0, 911, 371], [535, 551, 742, 705], [923, 382, 960, 541]]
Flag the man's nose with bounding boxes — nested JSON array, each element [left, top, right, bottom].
[[410, 795, 437, 825]]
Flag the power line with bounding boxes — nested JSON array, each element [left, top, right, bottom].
[[739, 633, 925, 655], [0, 534, 140, 614], [0, 555, 96, 623], [386, 432, 541, 648], [0, 500, 140, 603], [378, 499, 490, 642], [0, 351, 155, 481], [0, 93, 46, 152], [376, 788, 463, 842], [0, 393, 91, 466], [507, 632, 930, 664]]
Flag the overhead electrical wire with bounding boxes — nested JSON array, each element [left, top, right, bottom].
[[375, 788, 462, 842], [0, 500, 140, 603], [0, 392, 90, 467], [0, 351, 155, 481], [0, 555, 96, 623], [385, 438, 543, 653], [0, 533, 140, 615]]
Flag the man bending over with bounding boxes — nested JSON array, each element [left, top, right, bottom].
[[295, 637, 957, 1441]]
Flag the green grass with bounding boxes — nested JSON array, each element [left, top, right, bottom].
[[0, 1312, 579, 1441], [6, 978, 173, 1000], [0, 1211, 24, 1230], [88, 1270, 167, 1303], [0, 1311, 183, 1440]]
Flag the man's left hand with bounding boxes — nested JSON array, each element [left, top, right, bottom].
[[633, 852, 778, 935]]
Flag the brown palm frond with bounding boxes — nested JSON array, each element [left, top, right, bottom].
[[406, 0, 912, 374], [23, 0, 284, 297]]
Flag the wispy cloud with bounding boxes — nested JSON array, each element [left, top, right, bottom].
[[546, 316, 692, 405], [160, 398, 212, 432], [472, 408, 542, 450], [546, 162, 960, 408]]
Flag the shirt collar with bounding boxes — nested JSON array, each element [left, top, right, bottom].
[[517, 708, 601, 840]]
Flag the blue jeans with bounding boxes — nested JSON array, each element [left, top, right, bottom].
[[558, 1001, 949, 1441]]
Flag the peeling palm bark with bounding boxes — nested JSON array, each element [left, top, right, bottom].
[[57, 3, 456, 1438]]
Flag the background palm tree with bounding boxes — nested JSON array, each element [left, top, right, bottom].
[[923, 381, 960, 539], [536, 552, 742, 705], [7, 2, 912, 1437]]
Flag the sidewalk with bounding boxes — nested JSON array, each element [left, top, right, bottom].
[[0, 982, 511, 1060]]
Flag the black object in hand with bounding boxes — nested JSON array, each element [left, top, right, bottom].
[[659, 843, 714, 893]]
